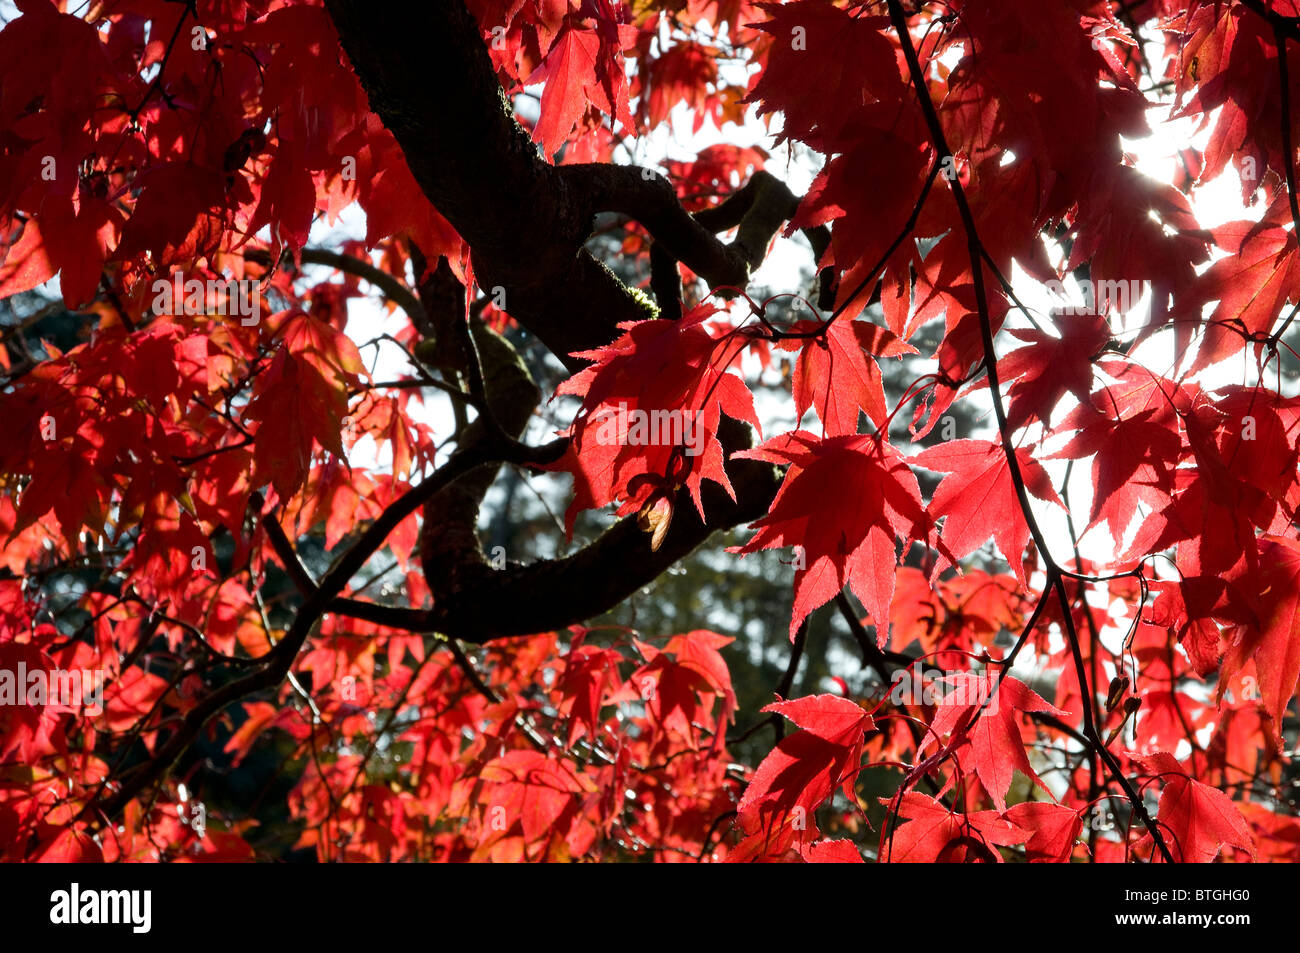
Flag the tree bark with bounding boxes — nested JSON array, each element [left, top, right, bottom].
[[323, 0, 797, 640]]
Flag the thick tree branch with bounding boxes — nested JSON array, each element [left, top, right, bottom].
[[569, 165, 806, 290], [427, 417, 780, 642], [569, 164, 751, 290], [319, 0, 795, 640], [322, 0, 820, 372], [323, 0, 648, 370], [421, 317, 542, 594]]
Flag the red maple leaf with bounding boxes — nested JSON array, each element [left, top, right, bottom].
[[1219, 535, 1300, 737], [553, 636, 623, 746], [779, 318, 915, 435], [743, 1, 905, 152], [477, 750, 597, 844], [244, 312, 364, 499], [1186, 212, 1300, 371], [998, 314, 1111, 431], [36, 191, 122, 308], [922, 672, 1068, 811], [736, 693, 874, 847], [1135, 752, 1254, 863], [527, 12, 636, 157], [245, 137, 316, 256], [910, 439, 1062, 582], [554, 303, 759, 536], [732, 431, 932, 639], [1052, 402, 1181, 549], [1003, 802, 1083, 863], [881, 792, 1028, 863], [629, 630, 736, 753]]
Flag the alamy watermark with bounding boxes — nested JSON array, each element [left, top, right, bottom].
[[868, 669, 1001, 714], [590, 402, 705, 457], [151, 272, 261, 325], [0, 664, 104, 714], [50, 883, 150, 933], [1042, 278, 1148, 316]]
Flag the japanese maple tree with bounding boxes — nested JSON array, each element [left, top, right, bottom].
[[2, 0, 1300, 863]]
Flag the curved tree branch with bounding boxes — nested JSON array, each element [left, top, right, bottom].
[[321, 0, 819, 370], [320, 0, 795, 641], [425, 417, 782, 642], [244, 246, 429, 332]]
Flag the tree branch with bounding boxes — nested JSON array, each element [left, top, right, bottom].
[[323, 0, 650, 370], [428, 418, 780, 641], [244, 246, 428, 332]]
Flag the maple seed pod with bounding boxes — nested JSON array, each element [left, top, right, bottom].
[[1105, 673, 1129, 713], [637, 492, 674, 552], [1105, 696, 1144, 745]]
